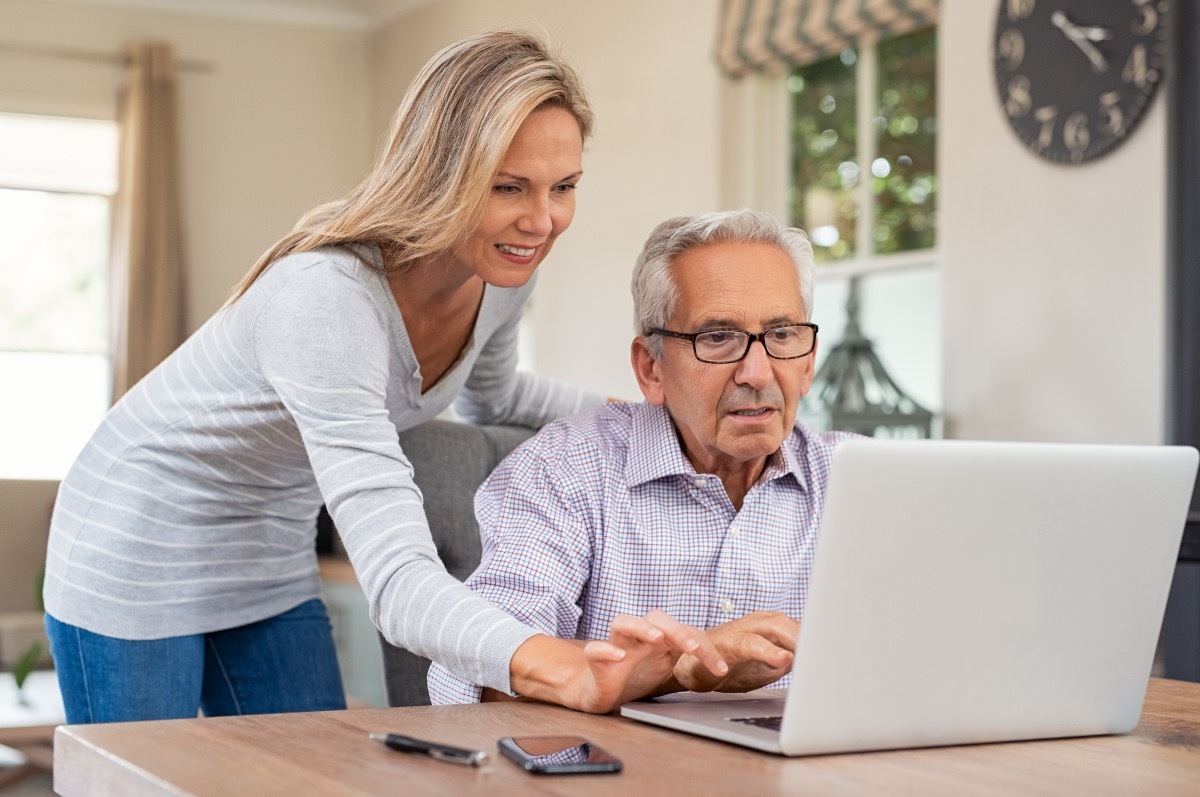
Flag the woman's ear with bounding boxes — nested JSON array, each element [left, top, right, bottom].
[[630, 337, 666, 406]]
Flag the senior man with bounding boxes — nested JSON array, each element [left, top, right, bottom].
[[429, 209, 861, 704]]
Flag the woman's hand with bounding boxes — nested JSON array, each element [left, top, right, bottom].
[[666, 611, 798, 694], [508, 610, 728, 714]]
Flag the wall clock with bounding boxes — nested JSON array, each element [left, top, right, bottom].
[[993, 0, 1168, 164]]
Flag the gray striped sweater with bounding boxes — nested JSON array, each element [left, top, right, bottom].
[[43, 244, 599, 693]]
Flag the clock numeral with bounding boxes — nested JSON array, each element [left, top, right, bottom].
[[1007, 0, 1035, 21], [1063, 112, 1090, 160], [1006, 75, 1032, 118], [1034, 105, 1058, 151], [993, 0, 1163, 163], [997, 28, 1025, 70], [1099, 91, 1124, 135], [1123, 44, 1149, 89], [1132, 0, 1158, 36]]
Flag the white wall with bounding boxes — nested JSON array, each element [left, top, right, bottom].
[[0, 0, 374, 329], [939, 1, 1167, 444], [369, 0, 723, 400]]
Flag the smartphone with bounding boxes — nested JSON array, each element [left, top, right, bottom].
[[497, 735, 622, 775]]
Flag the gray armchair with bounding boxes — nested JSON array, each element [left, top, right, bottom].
[[379, 419, 535, 706]]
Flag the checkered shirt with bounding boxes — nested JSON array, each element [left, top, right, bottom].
[[427, 401, 861, 704]]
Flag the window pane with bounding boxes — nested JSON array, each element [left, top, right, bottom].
[[0, 114, 115, 480], [812, 270, 941, 414], [874, 28, 937, 255], [0, 352, 110, 480], [0, 112, 118, 194], [788, 50, 858, 262], [0, 188, 110, 353]]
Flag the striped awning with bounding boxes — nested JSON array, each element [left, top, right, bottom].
[[715, 0, 940, 78]]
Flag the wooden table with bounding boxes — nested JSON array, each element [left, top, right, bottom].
[[53, 678, 1200, 796]]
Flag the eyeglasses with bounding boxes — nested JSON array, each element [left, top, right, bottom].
[[649, 323, 818, 364]]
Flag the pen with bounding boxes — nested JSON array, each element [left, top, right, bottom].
[[369, 733, 488, 767]]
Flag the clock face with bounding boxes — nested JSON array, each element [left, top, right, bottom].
[[993, 0, 1168, 164]]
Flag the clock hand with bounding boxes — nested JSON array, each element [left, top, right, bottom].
[[1051, 11, 1109, 73], [1076, 26, 1113, 43], [1070, 31, 1109, 72]]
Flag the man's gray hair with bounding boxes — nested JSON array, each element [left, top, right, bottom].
[[632, 209, 815, 358]]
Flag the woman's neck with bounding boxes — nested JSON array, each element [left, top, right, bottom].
[[386, 251, 486, 394]]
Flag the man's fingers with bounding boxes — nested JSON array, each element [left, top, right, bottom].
[[582, 639, 626, 663], [643, 610, 729, 675], [734, 633, 795, 668], [721, 612, 800, 651], [751, 619, 800, 651], [608, 614, 666, 646]]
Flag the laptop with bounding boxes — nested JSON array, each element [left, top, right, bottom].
[[620, 439, 1198, 756]]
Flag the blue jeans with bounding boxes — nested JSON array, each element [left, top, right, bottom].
[[45, 599, 347, 724]]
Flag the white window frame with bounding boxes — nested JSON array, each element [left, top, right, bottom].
[[719, 30, 941, 417], [0, 112, 117, 480], [719, 35, 940, 282]]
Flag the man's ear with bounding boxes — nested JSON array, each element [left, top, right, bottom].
[[631, 337, 667, 406]]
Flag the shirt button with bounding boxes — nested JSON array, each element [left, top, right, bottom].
[[694, 477, 707, 487], [721, 599, 734, 614], [729, 524, 741, 538]]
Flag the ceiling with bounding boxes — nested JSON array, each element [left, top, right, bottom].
[[56, 0, 439, 29]]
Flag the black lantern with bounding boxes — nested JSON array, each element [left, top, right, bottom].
[[799, 276, 935, 438]]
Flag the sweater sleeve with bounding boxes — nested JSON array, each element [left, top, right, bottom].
[[427, 424, 594, 704], [452, 289, 604, 427], [252, 265, 538, 692]]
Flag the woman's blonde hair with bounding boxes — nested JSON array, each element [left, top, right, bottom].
[[228, 29, 593, 302]]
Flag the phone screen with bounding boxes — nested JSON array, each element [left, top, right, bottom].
[[497, 735, 622, 775]]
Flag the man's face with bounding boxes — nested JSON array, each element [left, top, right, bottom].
[[632, 241, 816, 477]]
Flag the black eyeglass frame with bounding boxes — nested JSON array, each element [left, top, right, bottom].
[[648, 323, 819, 364]]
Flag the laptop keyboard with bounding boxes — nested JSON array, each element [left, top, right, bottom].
[[729, 715, 784, 731]]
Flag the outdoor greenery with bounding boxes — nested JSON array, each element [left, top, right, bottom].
[[789, 27, 937, 263]]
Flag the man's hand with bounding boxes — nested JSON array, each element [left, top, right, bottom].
[[668, 611, 799, 693], [508, 610, 728, 714]]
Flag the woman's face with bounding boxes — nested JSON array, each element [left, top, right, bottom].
[[457, 106, 584, 287]]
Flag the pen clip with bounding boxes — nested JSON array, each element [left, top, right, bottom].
[[429, 748, 488, 766]]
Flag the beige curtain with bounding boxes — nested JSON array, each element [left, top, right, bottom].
[[110, 41, 186, 402], [715, 0, 940, 78]]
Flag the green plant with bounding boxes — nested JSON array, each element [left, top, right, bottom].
[[11, 642, 40, 704], [11, 565, 46, 703]]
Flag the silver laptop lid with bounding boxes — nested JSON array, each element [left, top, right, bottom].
[[779, 439, 1197, 755]]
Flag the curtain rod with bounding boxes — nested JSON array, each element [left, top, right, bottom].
[[0, 40, 213, 73]]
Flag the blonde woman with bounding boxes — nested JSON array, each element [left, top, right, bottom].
[[43, 30, 725, 724]]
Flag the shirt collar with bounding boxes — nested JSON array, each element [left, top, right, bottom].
[[773, 431, 811, 493], [625, 403, 810, 493]]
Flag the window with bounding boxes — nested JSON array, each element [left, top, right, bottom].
[[789, 28, 937, 262], [0, 113, 118, 480], [787, 28, 940, 417]]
